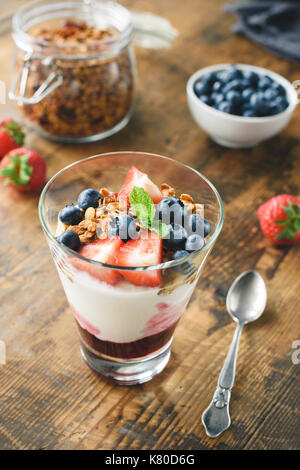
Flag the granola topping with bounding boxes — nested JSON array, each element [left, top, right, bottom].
[[61, 183, 206, 261]]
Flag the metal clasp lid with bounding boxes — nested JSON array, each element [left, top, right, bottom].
[[9, 53, 63, 105]]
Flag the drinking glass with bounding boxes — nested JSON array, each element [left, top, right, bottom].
[[39, 152, 224, 385]]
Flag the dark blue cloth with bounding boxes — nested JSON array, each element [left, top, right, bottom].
[[225, 2, 300, 63]]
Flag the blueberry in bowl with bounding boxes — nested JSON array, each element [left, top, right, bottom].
[[187, 64, 298, 148]]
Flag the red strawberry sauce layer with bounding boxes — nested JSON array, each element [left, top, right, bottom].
[[77, 319, 178, 359]]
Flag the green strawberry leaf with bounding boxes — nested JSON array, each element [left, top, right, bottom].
[[4, 120, 25, 146], [276, 220, 287, 226], [276, 227, 295, 241], [276, 201, 300, 241], [294, 218, 300, 231], [0, 153, 32, 187]]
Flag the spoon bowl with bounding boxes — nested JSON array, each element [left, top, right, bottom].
[[226, 270, 267, 325]]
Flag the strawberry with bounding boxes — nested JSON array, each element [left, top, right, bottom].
[[257, 194, 300, 245], [115, 232, 162, 287], [75, 237, 123, 285], [0, 117, 25, 158], [0, 147, 46, 193], [119, 166, 163, 205]]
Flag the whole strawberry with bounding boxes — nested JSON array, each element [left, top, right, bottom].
[[0, 147, 46, 193], [0, 117, 25, 158], [257, 194, 300, 245]]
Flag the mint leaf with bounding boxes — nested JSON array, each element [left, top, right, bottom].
[[150, 219, 170, 238], [129, 186, 169, 238], [129, 186, 155, 226]]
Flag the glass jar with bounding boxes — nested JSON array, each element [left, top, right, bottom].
[[9, 0, 135, 143]]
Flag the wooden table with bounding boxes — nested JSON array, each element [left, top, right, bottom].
[[0, 0, 299, 451]]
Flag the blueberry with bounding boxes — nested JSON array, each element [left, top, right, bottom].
[[212, 81, 223, 93], [216, 71, 229, 83], [271, 81, 286, 96], [57, 230, 81, 251], [232, 107, 243, 116], [194, 80, 210, 97], [243, 109, 256, 117], [250, 92, 270, 116], [108, 214, 136, 242], [224, 67, 243, 82], [77, 188, 102, 211], [185, 234, 205, 252], [172, 250, 189, 261], [171, 249, 191, 273], [202, 72, 217, 86], [264, 88, 279, 101], [211, 92, 224, 105], [59, 204, 83, 225], [223, 79, 242, 94], [186, 213, 210, 237], [242, 88, 255, 102], [258, 76, 273, 90], [163, 224, 187, 249], [199, 95, 212, 106], [155, 197, 186, 226], [226, 90, 242, 106], [242, 70, 259, 86], [217, 101, 233, 114], [239, 78, 252, 89], [269, 96, 289, 115]]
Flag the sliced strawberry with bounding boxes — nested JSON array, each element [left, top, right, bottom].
[[119, 166, 163, 205], [115, 233, 162, 287], [74, 237, 123, 285]]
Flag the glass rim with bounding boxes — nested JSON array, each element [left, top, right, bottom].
[[12, 0, 133, 55], [38, 151, 224, 271]]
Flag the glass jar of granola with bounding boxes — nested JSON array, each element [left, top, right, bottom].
[[9, 0, 135, 143]]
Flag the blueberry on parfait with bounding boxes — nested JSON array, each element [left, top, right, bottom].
[[59, 204, 83, 225], [57, 230, 81, 251], [108, 214, 137, 242], [163, 224, 188, 250], [78, 188, 102, 211], [155, 197, 186, 226], [186, 213, 210, 238]]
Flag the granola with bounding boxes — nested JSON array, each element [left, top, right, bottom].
[[16, 20, 134, 140], [61, 183, 204, 263]]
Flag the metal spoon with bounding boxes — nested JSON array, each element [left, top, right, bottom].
[[202, 270, 267, 438]]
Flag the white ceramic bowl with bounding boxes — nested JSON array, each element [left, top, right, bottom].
[[186, 63, 298, 148]]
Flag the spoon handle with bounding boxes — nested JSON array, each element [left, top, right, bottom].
[[202, 323, 243, 437]]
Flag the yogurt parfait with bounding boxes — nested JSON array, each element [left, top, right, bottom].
[[39, 152, 224, 384]]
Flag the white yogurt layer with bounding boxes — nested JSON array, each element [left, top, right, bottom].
[[55, 219, 196, 343], [57, 265, 196, 343]]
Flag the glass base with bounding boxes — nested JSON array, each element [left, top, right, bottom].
[[80, 338, 172, 385], [20, 109, 133, 144]]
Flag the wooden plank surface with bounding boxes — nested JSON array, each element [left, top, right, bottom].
[[0, 0, 299, 450]]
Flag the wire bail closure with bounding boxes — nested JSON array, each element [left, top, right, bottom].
[[9, 53, 63, 105]]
